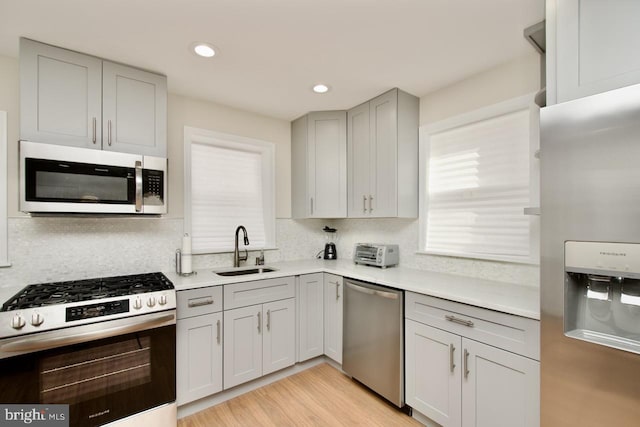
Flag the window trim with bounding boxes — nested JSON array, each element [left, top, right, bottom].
[[418, 93, 540, 265], [0, 111, 9, 267], [183, 126, 276, 254]]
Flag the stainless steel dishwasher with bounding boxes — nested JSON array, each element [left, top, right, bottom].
[[343, 278, 404, 407]]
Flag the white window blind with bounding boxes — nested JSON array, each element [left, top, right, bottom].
[[421, 104, 534, 263], [185, 127, 275, 254]]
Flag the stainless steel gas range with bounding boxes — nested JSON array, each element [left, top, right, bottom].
[[0, 272, 177, 427]]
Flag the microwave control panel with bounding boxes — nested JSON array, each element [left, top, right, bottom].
[[143, 169, 164, 205]]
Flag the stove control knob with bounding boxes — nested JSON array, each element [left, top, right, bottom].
[[133, 297, 143, 310], [147, 296, 156, 308], [31, 313, 44, 327], [159, 294, 167, 306], [11, 315, 26, 330]]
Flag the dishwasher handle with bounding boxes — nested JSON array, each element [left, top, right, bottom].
[[347, 282, 375, 295], [346, 282, 399, 300]]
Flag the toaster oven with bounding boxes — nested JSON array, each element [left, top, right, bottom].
[[353, 244, 399, 268]]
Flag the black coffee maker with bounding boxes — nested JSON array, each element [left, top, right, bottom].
[[323, 226, 337, 260]]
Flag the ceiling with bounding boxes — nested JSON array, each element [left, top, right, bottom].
[[0, 0, 544, 120]]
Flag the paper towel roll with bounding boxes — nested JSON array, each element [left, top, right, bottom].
[[182, 234, 192, 254], [181, 253, 192, 274]]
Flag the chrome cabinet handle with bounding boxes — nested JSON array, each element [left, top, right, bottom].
[[266, 309, 271, 331], [369, 195, 373, 213], [187, 297, 213, 308], [464, 349, 470, 379], [135, 160, 143, 212], [450, 343, 456, 373], [363, 195, 367, 213], [107, 119, 112, 146], [335, 282, 340, 300], [216, 319, 221, 344], [445, 315, 474, 328], [310, 197, 314, 215], [92, 117, 97, 144], [257, 311, 261, 333]]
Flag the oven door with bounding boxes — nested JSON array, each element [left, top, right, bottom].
[[0, 312, 176, 427]]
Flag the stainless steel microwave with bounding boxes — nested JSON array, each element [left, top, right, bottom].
[[20, 141, 167, 214]]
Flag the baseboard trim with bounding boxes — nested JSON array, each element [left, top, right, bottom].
[[412, 408, 441, 427]]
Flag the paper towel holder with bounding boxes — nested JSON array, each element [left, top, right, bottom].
[[175, 249, 197, 277]]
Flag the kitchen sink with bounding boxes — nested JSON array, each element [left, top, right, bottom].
[[213, 266, 277, 276]]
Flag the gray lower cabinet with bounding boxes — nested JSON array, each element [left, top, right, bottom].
[[405, 292, 540, 427], [323, 273, 343, 364], [297, 273, 324, 362], [20, 38, 167, 157], [223, 277, 297, 390], [223, 299, 296, 389], [176, 286, 223, 406]]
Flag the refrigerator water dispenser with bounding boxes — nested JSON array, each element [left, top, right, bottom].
[[564, 241, 640, 354]]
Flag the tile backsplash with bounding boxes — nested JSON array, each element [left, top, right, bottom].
[[0, 217, 538, 288]]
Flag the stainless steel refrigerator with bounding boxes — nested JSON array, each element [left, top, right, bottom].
[[540, 84, 640, 426]]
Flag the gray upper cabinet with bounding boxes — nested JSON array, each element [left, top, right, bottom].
[[347, 88, 419, 218], [20, 38, 102, 148], [102, 61, 167, 156], [550, 0, 640, 104], [20, 38, 167, 157], [291, 111, 347, 218]]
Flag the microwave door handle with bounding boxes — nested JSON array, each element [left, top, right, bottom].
[[135, 161, 143, 212]]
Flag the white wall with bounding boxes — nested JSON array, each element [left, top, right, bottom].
[[420, 52, 540, 125]]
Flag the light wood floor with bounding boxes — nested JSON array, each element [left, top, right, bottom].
[[178, 363, 421, 427]]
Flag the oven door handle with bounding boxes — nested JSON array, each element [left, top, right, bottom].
[[1, 312, 175, 354]]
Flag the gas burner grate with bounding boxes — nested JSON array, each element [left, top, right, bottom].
[[1, 272, 173, 311]]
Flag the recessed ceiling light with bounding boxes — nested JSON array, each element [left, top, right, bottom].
[[313, 84, 330, 94], [191, 42, 216, 58]]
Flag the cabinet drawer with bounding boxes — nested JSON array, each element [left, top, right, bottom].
[[405, 292, 539, 360], [177, 286, 223, 319], [224, 277, 295, 310]]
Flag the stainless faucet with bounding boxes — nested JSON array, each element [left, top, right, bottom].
[[234, 225, 250, 267]]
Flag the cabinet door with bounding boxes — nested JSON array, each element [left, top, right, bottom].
[[102, 61, 167, 157], [223, 305, 262, 389], [555, 0, 640, 103], [307, 111, 347, 218], [323, 273, 343, 364], [347, 102, 371, 217], [176, 312, 223, 405], [298, 273, 324, 362], [20, 38, 102, 148], [263, 298, 296, 375], [405, 319, 462, 427], [461, 339, 539, 427], [369, 90, 398, 217]]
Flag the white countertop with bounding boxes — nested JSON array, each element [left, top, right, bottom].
[[165, 259, 540, 320]]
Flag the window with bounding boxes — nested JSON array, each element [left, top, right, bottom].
[[0, 111, 8, 267], [419, 95, 539, 264], [184, 126, 276, 253]]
